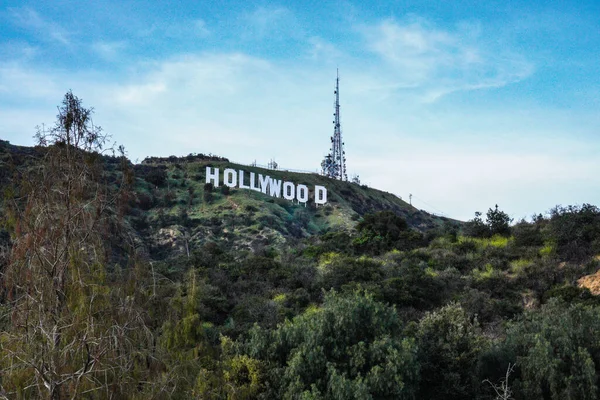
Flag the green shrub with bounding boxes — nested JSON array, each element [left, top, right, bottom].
[[244, 290, 420, 399], [417, 303, 489, 400], [506, 299, 600, 399]]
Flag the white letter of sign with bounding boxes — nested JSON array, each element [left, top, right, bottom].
[[249, 172, 261, 192], [296, 184, 309, 204], [283, 182, 295, 200], [224, 168, 237, 188], [259, 174, 270, 194], [238, 170, 250, 189], [206, 167, 219, 187], [315, 185, 327, 205], [269, 178, 282, 198]]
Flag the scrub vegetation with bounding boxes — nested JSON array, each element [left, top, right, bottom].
[[2, 93, 600, 399]]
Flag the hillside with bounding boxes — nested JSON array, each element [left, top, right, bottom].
[[5, 133, 600, 399], [130, 156, 453, 260], [0, 139, 454, 264]]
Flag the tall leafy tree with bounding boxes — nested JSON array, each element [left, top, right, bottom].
[[486, 205, 512, 237], [244, 290, 420, 399], [417, 302, 489, 400], [156, 268, 219, 399], [506, 299, 600, 400]]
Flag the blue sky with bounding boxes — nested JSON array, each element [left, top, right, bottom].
[[1, 0, 599, 221]]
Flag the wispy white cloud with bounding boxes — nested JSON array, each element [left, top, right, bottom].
[[307, 37, 343, 61], [193, 19, 211, 37], [115, 81, 167, 106], [8, 7, 71, 45], [163, 18, 211, 39], [239, 6, 301, 40], [0, 40, 39, 61], [124, 16, 211, 42], [0, 63, 64, 100], [92, 41, 127, 60], [360, 17, 534, 102], [1, 11, 595, 220]]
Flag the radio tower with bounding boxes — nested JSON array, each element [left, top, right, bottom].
[[321, 69, 347, 181]]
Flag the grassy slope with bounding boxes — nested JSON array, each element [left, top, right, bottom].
[[133, 159, 456, 260], [0, 141, 458, 260]]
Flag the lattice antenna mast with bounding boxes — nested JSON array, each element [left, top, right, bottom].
[[333, 70, 347, 180], [322, 69, 348, 180]]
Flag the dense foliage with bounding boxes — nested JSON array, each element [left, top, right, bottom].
[[3, 94, 600, 399]]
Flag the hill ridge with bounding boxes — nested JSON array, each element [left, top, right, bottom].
[[0, 140, 457, 261]]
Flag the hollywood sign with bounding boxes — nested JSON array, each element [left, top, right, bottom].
[[205, 167, 328, 205]]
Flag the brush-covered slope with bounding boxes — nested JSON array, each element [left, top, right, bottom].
[[0, 140, 455, 261], [130, 157, 453, 260]]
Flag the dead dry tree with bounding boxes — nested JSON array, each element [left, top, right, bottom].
[[483, 363, 516, 400], [0, 91, 152, 400]]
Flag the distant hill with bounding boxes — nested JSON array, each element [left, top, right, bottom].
[[7, 140, 600, 400], [0, 140, 457, 261], [130, 157, 456, 260]]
